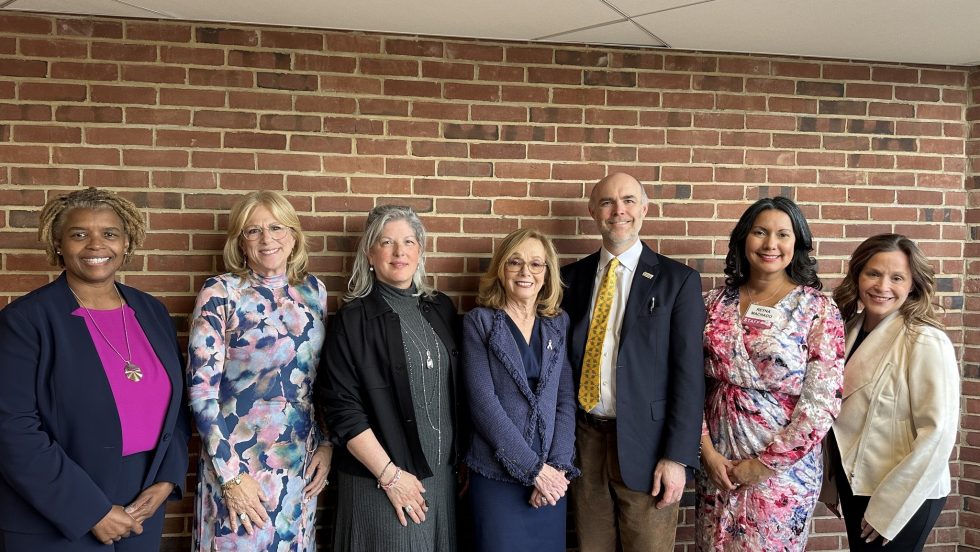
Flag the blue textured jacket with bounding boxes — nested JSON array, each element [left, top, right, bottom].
[[461, 307, 579, 486]]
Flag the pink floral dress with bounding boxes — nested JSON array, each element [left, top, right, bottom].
[[696, 285, 844, 551]]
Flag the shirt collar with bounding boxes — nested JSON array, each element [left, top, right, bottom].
[[598, 239, 642, 276]]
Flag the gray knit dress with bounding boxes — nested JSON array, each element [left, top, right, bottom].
[[333, 283, 456, 552]]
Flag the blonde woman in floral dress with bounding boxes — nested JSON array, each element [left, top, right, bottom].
[[188, 191, 331, 551], [696, 198, 845, 551]]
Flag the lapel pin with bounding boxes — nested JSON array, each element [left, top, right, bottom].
[[642, 271, 654, 279], [547, 339, 553, 350]]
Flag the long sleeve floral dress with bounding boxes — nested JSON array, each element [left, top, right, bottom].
[[696, 285, 845, 551], [188, 271, 327, 551]]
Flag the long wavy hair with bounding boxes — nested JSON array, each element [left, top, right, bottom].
[[222, 191, 310, 286], [723, 196, 821, 290], [833, 233, 942, 330], [346, 204, 434, 301], [477, 228, 563, 318]]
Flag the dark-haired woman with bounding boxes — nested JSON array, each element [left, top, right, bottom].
[[695, 197, 845, 551], [822, 234, 958, 551]]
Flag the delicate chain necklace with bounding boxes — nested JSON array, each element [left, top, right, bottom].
[[70, 285, 143, 383], [744, 280, 788, 307], [396, 310, 444, 465]]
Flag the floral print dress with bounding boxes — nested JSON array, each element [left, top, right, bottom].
[[696, 285, 844, 551], [188, 272, 327, 551]]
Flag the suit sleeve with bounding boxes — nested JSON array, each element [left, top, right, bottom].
[[546, 312, 580, 478], [462, 311, 544, 486], [663, 268, 707, 469], [317, 310, 373, 444], [864, 330, 959, 540], [758, 293, 845, 472], [0, 305, 112, 540]]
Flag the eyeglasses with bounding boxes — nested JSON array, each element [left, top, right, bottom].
[[504, 258, 547, 274], [241, 224, 290, 241]]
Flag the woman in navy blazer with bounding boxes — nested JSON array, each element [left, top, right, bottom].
[[462, 228, 579, 552], [0, 188, 188, 551]]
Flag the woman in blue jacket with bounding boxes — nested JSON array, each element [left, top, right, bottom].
[[0, 188, 188, 551], [462, 228, 579, 552]]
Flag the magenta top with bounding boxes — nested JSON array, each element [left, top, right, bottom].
[[73, 305, 172, 456]]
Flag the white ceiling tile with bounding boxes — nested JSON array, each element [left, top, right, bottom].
[[542, 19, 665, 47], [3, 0, 165, 18], [633, 0, 980, 65], [119, 0, 624, 42], [603, 0, 714, 18]]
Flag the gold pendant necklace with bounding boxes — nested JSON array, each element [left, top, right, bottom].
[[70, 284, 143, 383]]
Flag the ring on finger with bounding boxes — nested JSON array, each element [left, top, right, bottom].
[[404, 505, 414, 514], [239, 512, 249, 523]]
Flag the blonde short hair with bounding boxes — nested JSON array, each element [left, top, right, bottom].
[[222, 191, 310, 286], [477, 228, 563, 318]]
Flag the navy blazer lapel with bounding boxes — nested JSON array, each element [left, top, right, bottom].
[[487, 310, 535, 401], [567, 252, 600, 359], [620, 243, 660, 344], [119, 283, 182, 395]]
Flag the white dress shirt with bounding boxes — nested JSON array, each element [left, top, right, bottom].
[[586, 239, 642, 418]]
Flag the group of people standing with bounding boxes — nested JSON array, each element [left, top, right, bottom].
[[0, 172, 959, 552]]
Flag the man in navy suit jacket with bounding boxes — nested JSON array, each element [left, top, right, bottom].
[[561, 172, 705, 552]]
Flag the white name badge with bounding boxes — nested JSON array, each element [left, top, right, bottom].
[[743, 304, 776, 329]]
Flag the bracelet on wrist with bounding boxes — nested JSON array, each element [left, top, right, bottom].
[[377, 460, 394, 483], [221, 473, 243, 491], [377, 467, 402, 491]]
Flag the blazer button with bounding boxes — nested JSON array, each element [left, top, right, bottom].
[[162, 433, 170, 441], [422, 305, 431, 312]]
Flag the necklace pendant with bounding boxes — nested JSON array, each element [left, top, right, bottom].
[[425, 350, 434, 370], [124, 362, 143, 382]]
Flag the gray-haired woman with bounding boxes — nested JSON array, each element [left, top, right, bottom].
[[315, 205, 462, 551]]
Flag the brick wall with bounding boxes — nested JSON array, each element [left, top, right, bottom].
[[0, 12, 976, 551]]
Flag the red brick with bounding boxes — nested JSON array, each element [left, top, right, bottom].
[[443, 82, 499, 101], [20, 37, 88, 58], [0, 103, 51, 121], [191, 151, 255, 170], [500, 85, 548, 103], [224, 131, 287, 150], [152, 170, 218, 189], [90, 85, 156, 105], [256, 72, 316, 91], [161, 46, 225, 66], [289, 134, 353, 153], [355, 138, 407, 156], [745, 78, 795, 94], [121, 64, 186, 84], [228, 91, 292, 111], [322, 155, 384, 174], [664, 54, 717, 72], [256, 152, 321, 172], [13, 124, 81, 143], [293, 53, 354, 73], [10, 166, 79, 186], [416, 60, 475, 81], [91, 41, 157, 62], [384, 79, 441, 98], [82, 168, 149, 188], [361, 58, 418, 77], [52, 146, 119, 165], [56, 18, 122, 39], [19, 82, 87, 102], [260, 29, 322, 51], [125, 107, 190, 126], [193, 110, 256, 129], [154, 129, 220, 148], [218, 172, 283, 190], [359, 98, 409, 116], [446, 43, 502, 62], [0, 144, 49, 164], [476, 64, 522, 82], [123, 149, 188, 167], [662, 92, 714, 109], [0, 58, 47, 78], [872, 66, 918, 83], [0, 14, 53, 34], [160, 88, 226, 107]]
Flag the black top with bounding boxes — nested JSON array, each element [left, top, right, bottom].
[[316, 284, 462, 480], [502, 315, 543, 385], [847, 327, 871, 363]]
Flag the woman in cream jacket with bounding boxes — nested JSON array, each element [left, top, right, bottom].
[[825, 234, 959, 551]]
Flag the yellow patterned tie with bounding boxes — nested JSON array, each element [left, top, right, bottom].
[[579, 257, 619, 412]]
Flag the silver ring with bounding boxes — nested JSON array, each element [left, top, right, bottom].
[[239, 512, 249, 523], [404, 505, 414, 513]]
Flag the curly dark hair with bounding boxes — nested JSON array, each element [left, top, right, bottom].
[[723, 197, 821, 290]]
